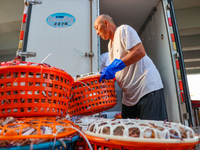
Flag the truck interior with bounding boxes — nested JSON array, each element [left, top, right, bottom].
[[99, 0, 188, 125]]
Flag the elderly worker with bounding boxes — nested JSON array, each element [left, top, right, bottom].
[[94, 14, 168, 120]]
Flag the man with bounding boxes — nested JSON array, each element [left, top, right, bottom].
[[94, 14, 168, 120]]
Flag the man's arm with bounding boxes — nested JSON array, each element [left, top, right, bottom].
[[121, 43, 145, 66], [99, 43, 145, 81]]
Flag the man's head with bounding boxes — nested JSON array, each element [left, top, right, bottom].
[[94, 14, 116, 41]]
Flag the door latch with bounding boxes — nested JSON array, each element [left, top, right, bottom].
[[85, 52, 94, 57]]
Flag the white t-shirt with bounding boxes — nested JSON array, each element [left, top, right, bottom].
[[100, 52, 110, 71], [108, 25, 163, 106]]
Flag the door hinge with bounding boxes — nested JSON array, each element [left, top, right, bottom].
[[183, 112, 189, 120], [167, 4, 170, 10], [17, 51, 36, 58], [25, 0, 42, 4], [173, 51, 179, 58]]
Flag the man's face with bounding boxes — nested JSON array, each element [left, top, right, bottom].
[[94, 18, 109, 40]]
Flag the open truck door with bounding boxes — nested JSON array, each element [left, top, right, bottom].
[[17, 0, 99, 77]]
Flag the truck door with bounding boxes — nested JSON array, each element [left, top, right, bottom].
[[19, 0, 99, 77], [167, 0, 195, 126]]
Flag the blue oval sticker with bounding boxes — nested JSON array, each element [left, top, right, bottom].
[[46, 13, 76, 28]]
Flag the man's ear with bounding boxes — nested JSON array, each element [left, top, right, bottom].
[[104, 20, 108, 26]]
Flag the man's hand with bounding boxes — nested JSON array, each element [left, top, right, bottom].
[[100, 59, 126, 82]]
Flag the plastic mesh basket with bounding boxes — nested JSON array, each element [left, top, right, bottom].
[[0, 61, 74, 118], [75, 136, 87, 150], [0, 117, 79, 141], [84, 134, 198, 150], [83, 119, 200, 150], [0, 134, 79, 150], [68, 73, 117, 117]]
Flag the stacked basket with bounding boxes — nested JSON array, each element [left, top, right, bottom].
[[0, 61, 79, 150], [0, 61, 74, 118], [68, 72, 117, 117]]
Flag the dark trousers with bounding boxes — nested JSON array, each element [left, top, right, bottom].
[[122, 89, 168, 121]]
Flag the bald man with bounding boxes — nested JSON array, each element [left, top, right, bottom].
[[94, 14, 168, 120]]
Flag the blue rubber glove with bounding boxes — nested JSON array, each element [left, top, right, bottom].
[[100, 59, 126, 82]]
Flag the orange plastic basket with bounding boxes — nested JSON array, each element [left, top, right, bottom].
[[68, 73, 117, 117], [0, 61, 74, 118], [84, 134, 199, 150], [83, 119, 200, 150], [0, 117, 79, 140]]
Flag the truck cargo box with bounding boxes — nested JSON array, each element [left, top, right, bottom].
[[17, 0, 194, 126]]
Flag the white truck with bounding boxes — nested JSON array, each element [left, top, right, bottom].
[[17, 0, 195, 127]]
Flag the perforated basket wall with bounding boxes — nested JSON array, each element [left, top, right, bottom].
[[83, 119, 199, 150], [0, 61, 74, 118], [68, 74, 117, 116]]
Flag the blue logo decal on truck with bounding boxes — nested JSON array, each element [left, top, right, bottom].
[[46, 13, 75, 28]]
